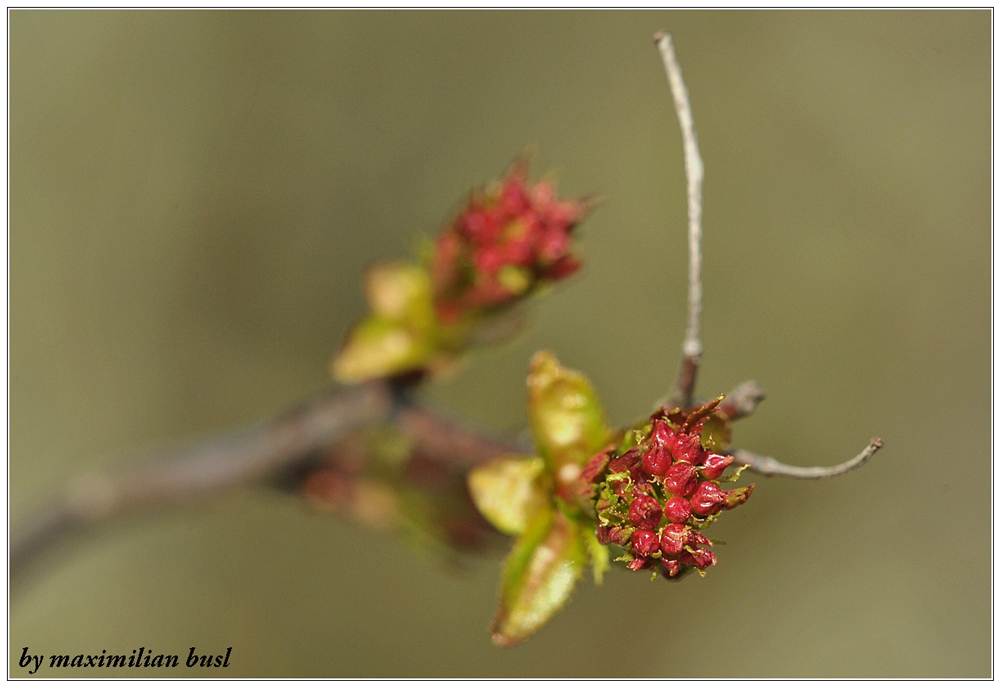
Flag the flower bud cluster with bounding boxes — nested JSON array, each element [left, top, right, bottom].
[[584, 398, 754, 579], [430, 161, 587, 324]]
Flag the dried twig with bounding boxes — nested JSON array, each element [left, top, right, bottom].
[[656, 30, 704, 408], [730, 438, 884, 479]]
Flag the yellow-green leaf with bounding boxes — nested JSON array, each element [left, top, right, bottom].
[[526, 351, 611, 476], [364, 261, 434, 329], [581, 526, 610, 585], [467, 455, 549, 536], [491, 508, 586, 647], [331, 316, 432, 383]]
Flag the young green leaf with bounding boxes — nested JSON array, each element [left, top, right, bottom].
[[526, 351, 611, 479], [467, 455, 550, 536], [491, 508, 587, 647]]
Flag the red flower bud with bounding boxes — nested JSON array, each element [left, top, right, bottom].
[[538, 227, 570, 262], [724, 484, 755, 510], [661, 558, 682, 577], [650, 418, 674, 448], [627, 557, 648, 572], [659, 523, 690, 556], [631, 529, 660, 556], [628, 495, 663, 529], [681, 547, 717, 569], [641, 445, 670, 477], [607, 526, 634, 546], [462, 208, 502, 244], [664, 462, 699, 497], [664, 496, 693, 524], [687, 530, 713, 547], [673, 433, 704, 464], [473, 246, 505, 275], [546, 254, 581, 280], [499, 176, 530, 216], [608, 447, 642, 474], [699, 452, 734, 480], [691, 481, 726, 516], [581, 448, 612, 484]]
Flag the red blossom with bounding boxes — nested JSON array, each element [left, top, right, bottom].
[[589, 397, 755, 580], [642, 445, 670, 477], [664, 462, 699, 497], [631, 529, 660, 556], [700, 452, 734, 480], [629, 495, 663, 530], [664, 496, 693, 524], [429, 161, 588, 322], [691, 481, 727, 516]]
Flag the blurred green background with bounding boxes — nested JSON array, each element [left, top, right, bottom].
[[10, 10, 991, 678]]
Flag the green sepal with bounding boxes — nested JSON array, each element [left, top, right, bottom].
[[491, 508, 586, 647], [718, 464, 749, 483], [526, 352, 611, 476], [581, 526, 609, 585], [467, 455, 550, 536]]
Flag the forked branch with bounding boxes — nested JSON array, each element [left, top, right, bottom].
[[654, 29, 881, 478]]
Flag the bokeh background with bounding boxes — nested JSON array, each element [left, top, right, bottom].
[[10, 10, 991, 678]]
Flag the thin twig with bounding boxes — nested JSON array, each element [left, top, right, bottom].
[[655, 30, 704, 407], [717, 380, 767, 421], [398, 403, 528, 468], [12, 382, 394, 581], [10, 381, 527, 584], [730, 438, 883, 479]]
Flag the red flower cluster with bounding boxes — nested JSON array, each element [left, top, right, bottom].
[[430, 161, 587, 324], [584, 398, 754, 579]]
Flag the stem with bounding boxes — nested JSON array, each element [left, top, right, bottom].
[[655, 30, 705, 407], [12, 382, 392, 581], [730, 438, 883, 479], [717, 380, 767, 421], [10, 381, 526, 584]]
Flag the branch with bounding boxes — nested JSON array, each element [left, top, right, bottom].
[[655, 30, 705, 408], [717, 380, 767, 421], [730, 437, 883, 479], [10, 379, 530, 583], [398, 403, 528, 468]]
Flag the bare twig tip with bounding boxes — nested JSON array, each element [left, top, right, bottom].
[[653, 29, 671, 44], [731, 435, 884, 480]]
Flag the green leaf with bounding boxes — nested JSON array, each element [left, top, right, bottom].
[[364, 261, 434, 328], [581, 526, 610, 585], [331, 262, 439, 383], [526, 351, 611, 476], [491, 508, 586, 647], [330, 315, 433, 383], [467, 455, 550, 536]]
